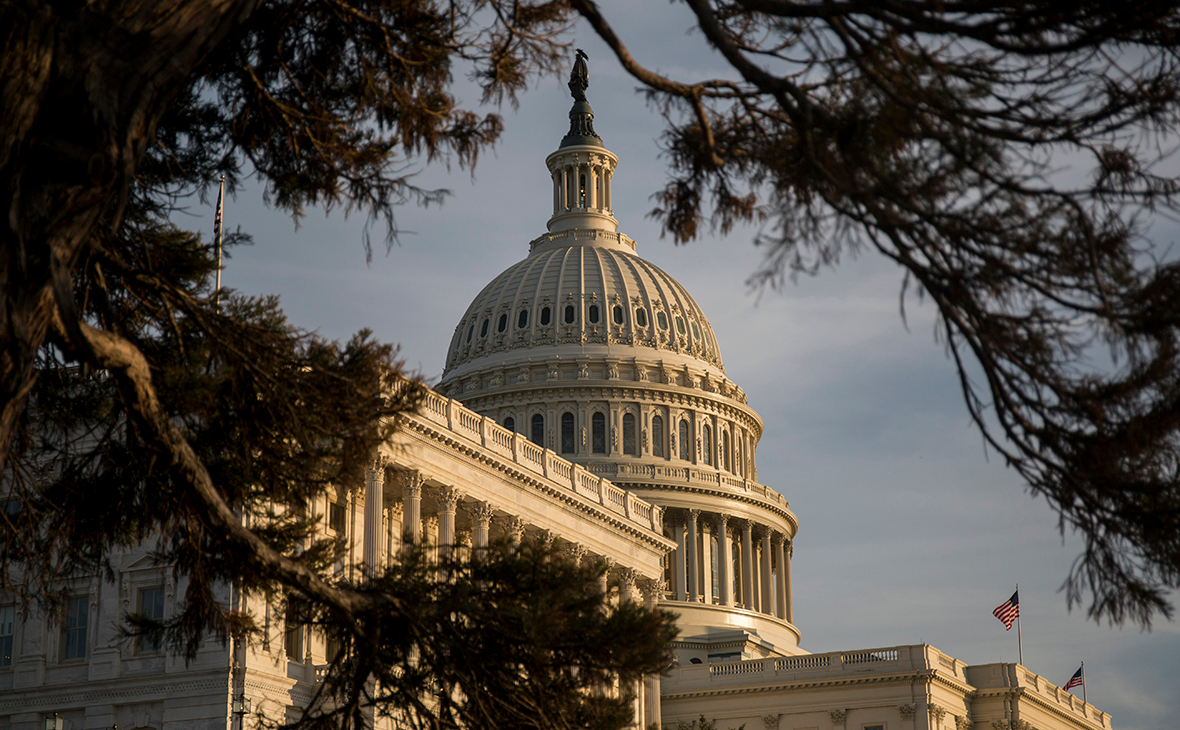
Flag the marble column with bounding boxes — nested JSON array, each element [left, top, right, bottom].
[[639, 580, 663, 729], [701, 518, 714, 603], [469, 501, 494, 558], [686, 509, 700, 603], [774, 535, 788, 621], [436, 487, 463, 561], [401, 471, 423, 549], [673, 518, 687, 602], [716, 515, 732, 607], [785, 540, 794, 624], [363, 457, 386, 577], [760, 526, 773, 615], [741, 519, 755, 610]]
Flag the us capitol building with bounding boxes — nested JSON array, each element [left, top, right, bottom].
[[0, 61, 1113, 730]]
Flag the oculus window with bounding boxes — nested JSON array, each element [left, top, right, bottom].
[[676, 316, 686, 335], [588, 305, 600, 324], [480, 318, 489, 338], [497, 313, 508, 333], [466, 324, 474, 343], [564, 305, 576, 324], [518, 310, 528, 329], [540, 306, 551, 326], [635, 308, 647, 327], [656, 311, 668, 330], [613, 305, 624, 324]]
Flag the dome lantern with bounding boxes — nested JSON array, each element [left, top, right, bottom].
[[546, 50, 619, 234]]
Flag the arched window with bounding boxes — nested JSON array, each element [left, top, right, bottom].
[[518, 310, 528, 329], [635, 308, 648, 327], [480, 318, 489, 337], [702, 424, 712, 466], [622, 413, 636, 455], [503, 416, 515, 432], [732, 542, 741, 603], [652, 415, 664, 457], [561, 412, 575, 454], [722, 430, 731, 472], [588, 305, 600, 324], [497, 313, 508, 333], [678, 419, 690, 461], [564, 305, 576, 324], [579, 173, 587, 207], [613, 305, 624, 325], [540, 306, 551, 326], [531, 414, 544, 446], [592, 412, 606, 454]]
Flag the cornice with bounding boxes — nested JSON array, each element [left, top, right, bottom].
[[397, 415, 676, 554], [974, 686, 1109, 730], [661, 669, 943, 701], [623, 482, 796, 533]]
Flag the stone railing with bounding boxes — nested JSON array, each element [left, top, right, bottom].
[[1016, 668, 1112, 728], [410, 388, 665, 536], [592, 462, 789, 511], [665, 645, 936, 691]]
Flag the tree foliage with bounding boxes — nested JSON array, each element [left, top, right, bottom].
[[572, 0, 1180, 625]]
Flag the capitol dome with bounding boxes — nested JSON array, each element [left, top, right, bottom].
[[437, 59, 801, 657]]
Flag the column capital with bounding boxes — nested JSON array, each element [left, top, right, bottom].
[[563, 542, 588, 565], [400, 469, 424, 497], [437, 486, 464, 512], [500, 515, 527, 541], [616, 566, 640, 590], [468, 500, 495, 523], [687, 508, 700, 520], [715, 513, 730, 532], [638, 577, 662, 602], [365, 454, 388, 483]]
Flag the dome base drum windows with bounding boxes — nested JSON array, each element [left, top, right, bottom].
[[622, 413, 636, 455], [503, 416, 515, 433], [531, 414, 544, 447], [561, 412, 576, 454], [678, 419, 690, 461], [592, 412, 607, 454], [652, 415, 664, 457]]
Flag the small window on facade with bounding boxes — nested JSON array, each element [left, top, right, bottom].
[[636, 308, 648, 327], [702, 424, 712, 466], [676, 316, 686, 335], [531, 414, 544, 446], [284, 602, 304, 660], [0, 604, 14, 667], [61, 595, 88, 661], [732, 544, 741, 602], [564, 305, 576, 324], [579, 173, 587, 206], [328, 501, 346, 533], [136, 586, 165, 653], [711, 536, 720, 600], [497, 313, 508, 333], [561, 412, 575, 454], [678, 419, 690, 461], [518, 310, 529, 329], [588, 305, 600, 324], [480, 318, 490, 338], [691, 321, 700, 339], [657, 311, 669, 330], [503, 416, 515, 433], [723, 430, 731, 472], [540, 306, 551, 325], [466, 324, 474, 343], [613, 305, 624, 325], [592, 412, 607, 454], [652, 415, 665, 457], [622, 413, 636, 455]]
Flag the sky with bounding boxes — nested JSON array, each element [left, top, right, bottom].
[[202, 4, 1180, 727]]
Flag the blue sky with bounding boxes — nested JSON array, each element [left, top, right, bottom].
[[205, 5, 1180, 726]]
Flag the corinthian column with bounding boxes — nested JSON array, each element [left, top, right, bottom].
[[760, 525, 773, 615], [437, 487, 463, 560], [469, 501, 495, 559], [363, 456, 386, 577], [686, 509, 700, 603], [774, 534, 788, 620], [716, 514, 732, 606], [741, 519, 755, 610], [401, 470, 423, 549]]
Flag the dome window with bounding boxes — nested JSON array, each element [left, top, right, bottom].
[[531, 414, 544, 446], [466, 324, 474, 343], [691, 321, 700, 339], [588, 305, 600, 324], [652, 415, 664, 457], [702, 424, 712, 466], [540, 306, 551, 326], [564, 305, 576, 324], [656, 311, 668, 330], [678, 419, 690, 461], [592, 412, 606, 454], [498, 313, 508, 333], [503, 417, 515, 432], [622, 413, 636, 455], [480, 319, 490, 338], [518, 310, 528, 329], [561, 412, 575, 454], [675, 316, 686, 335], [635, 308, 648, 328], [613, 305, 624, 325]]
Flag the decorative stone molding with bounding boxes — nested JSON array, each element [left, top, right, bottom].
[[468, 500, 495, 523], [400, 470, 424, 498], [829, 709, 847, 726], [990, 721, 1033, 730], [501, 515, 527, 542], [956, 716, 972, 730], [899, 704, 916, 720], [437, 486, 463, 511], [616, 566, 639, 591], [517, 366, 531, 384], [929, 705, 947, 727], [564, 542, 587, 566], [365, 454, 388, 482], [762, 714, 780, 730]]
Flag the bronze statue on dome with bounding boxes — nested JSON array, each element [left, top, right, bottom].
[[569, 48, 589, 102]]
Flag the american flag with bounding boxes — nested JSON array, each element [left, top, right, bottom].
[[993, 589, 1019, 630], [213, 180, 224, 246], [1064, 666, 1083, 691]]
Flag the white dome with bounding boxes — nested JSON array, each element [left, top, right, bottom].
[[440, 230, 726, 384]]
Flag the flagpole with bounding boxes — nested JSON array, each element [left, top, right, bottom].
[[1081, 661, 1086, 704], [1015, 583, 1023, 666], [215, 175, 225, 311]]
